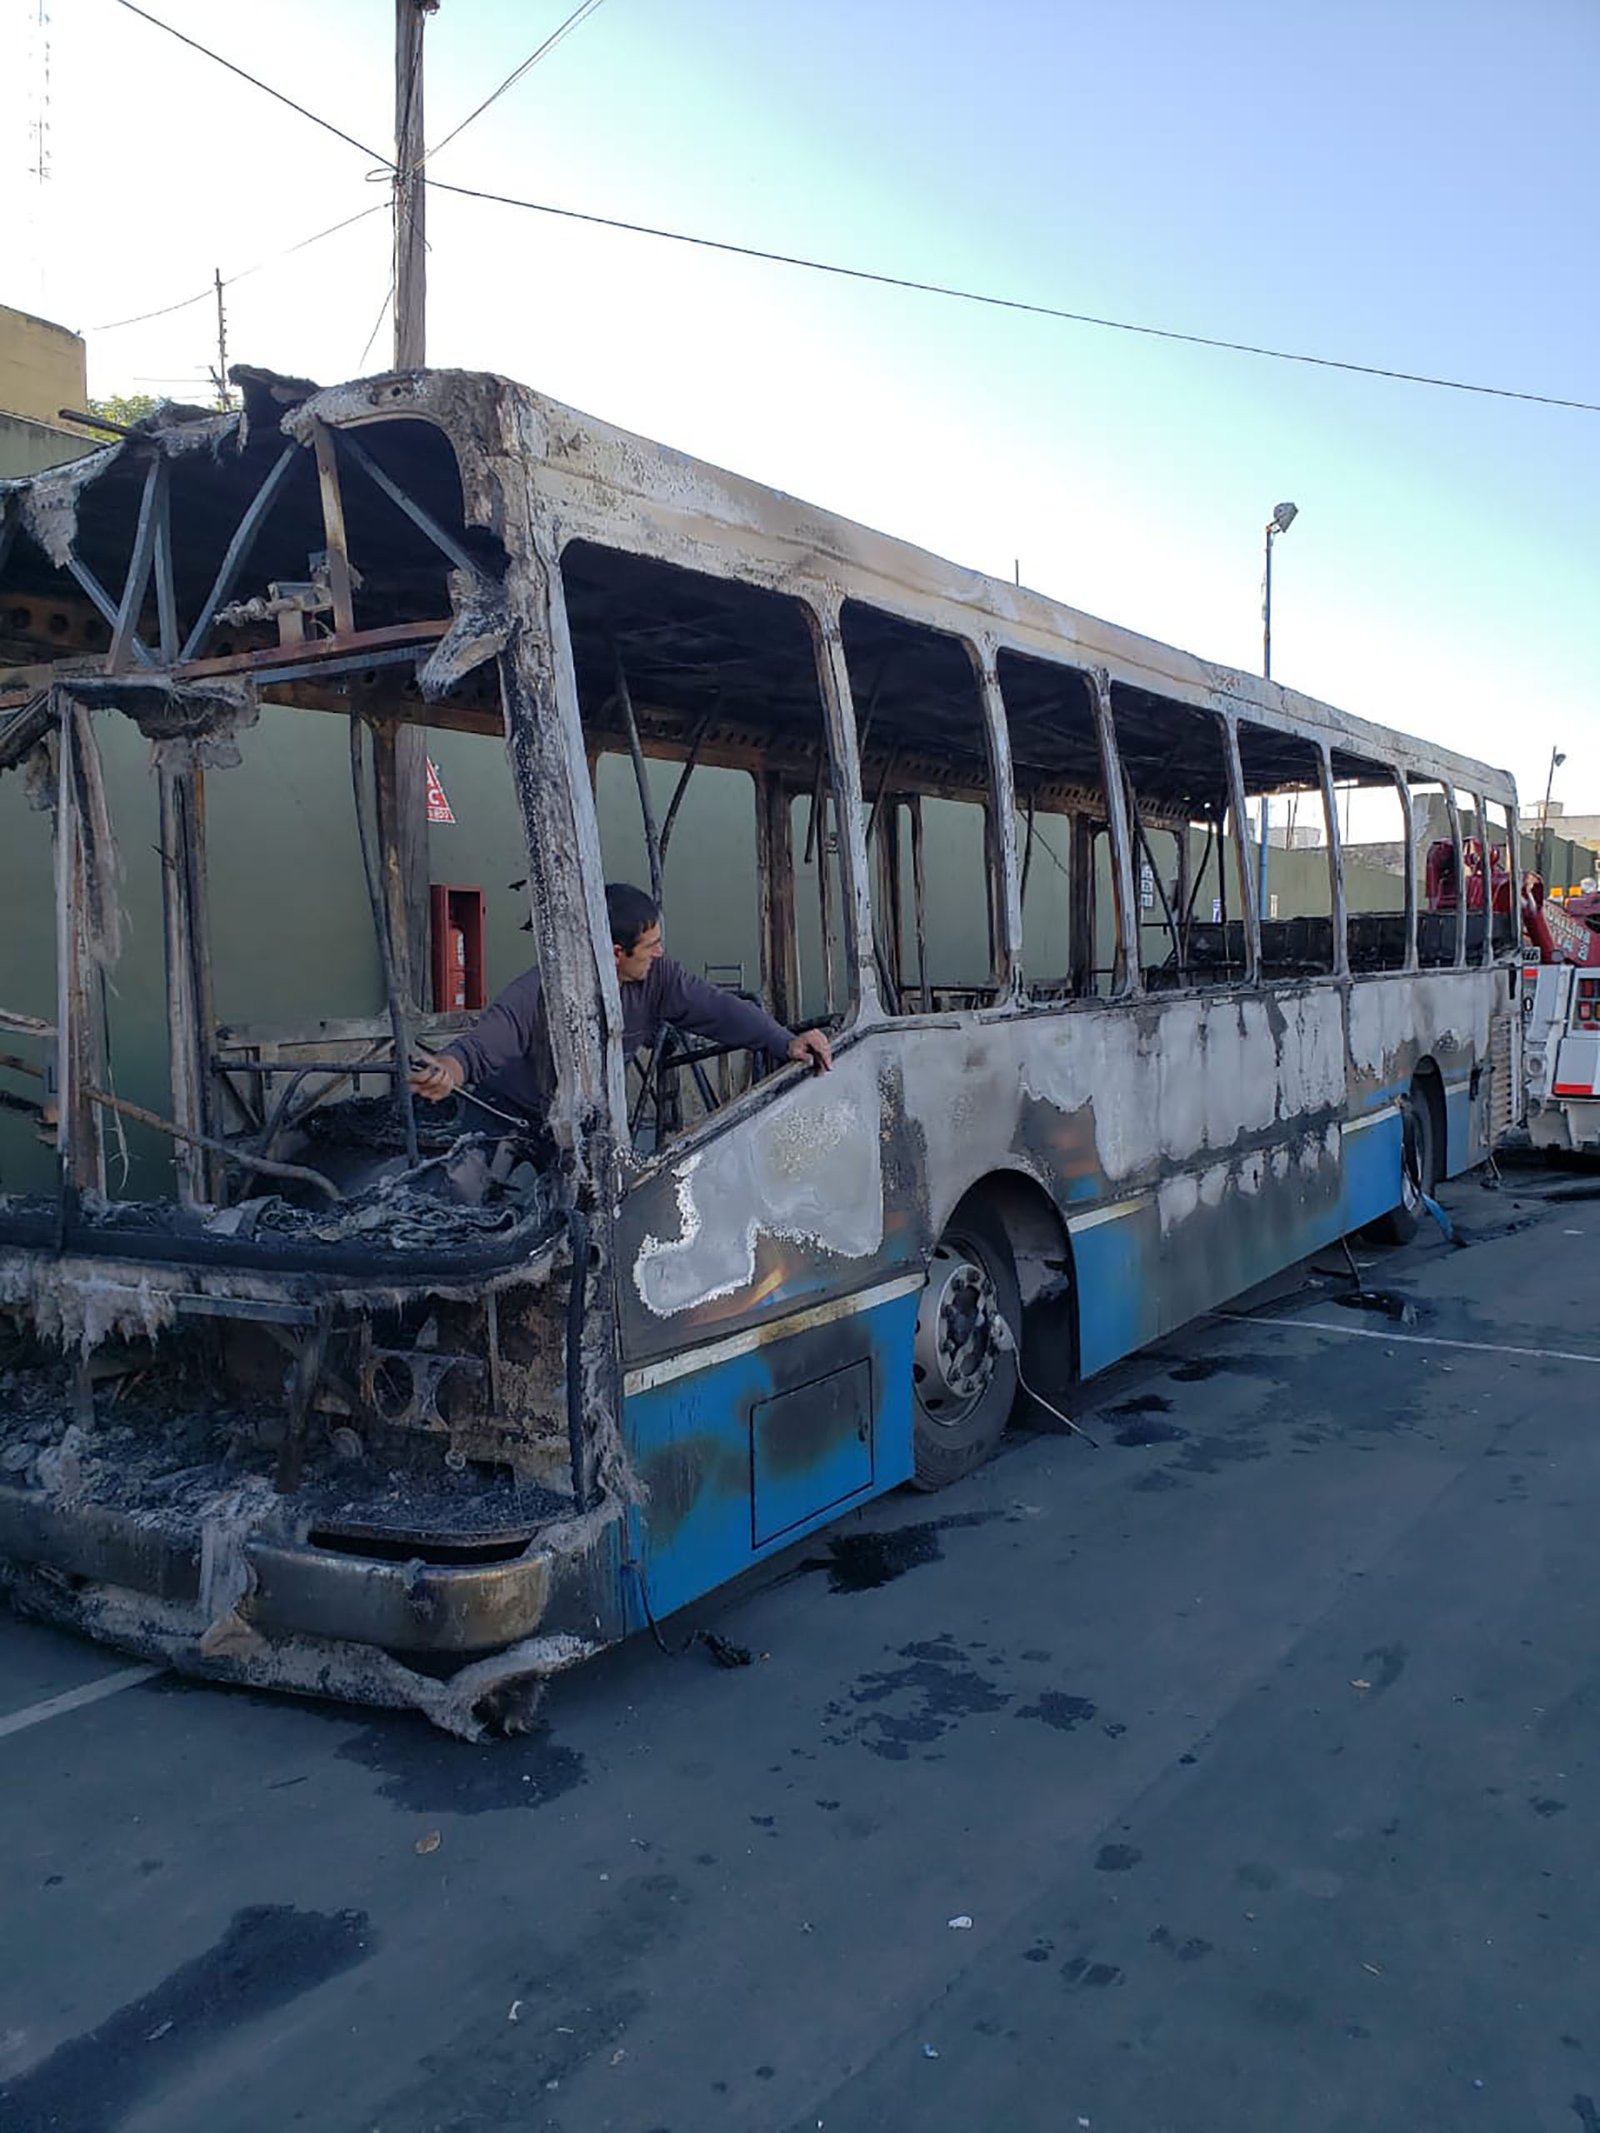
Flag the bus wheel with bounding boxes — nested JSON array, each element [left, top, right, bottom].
[[910, 1203, 1021, 1490], [1371, 1084, 1439, 1245]]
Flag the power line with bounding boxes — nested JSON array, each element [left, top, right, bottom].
[[358, 276, 398, 373], [429, 178, 1600, 416], [110, 0, 391, 167], [92, 201, 388, 332], [420, 0, 611, 170]]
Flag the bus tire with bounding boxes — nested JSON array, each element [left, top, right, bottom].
[[910, 1199, 1021, 1491], [1370, 1083, 1439, 1246]]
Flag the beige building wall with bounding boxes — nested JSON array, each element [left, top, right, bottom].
[[0, 303, 94, 477]]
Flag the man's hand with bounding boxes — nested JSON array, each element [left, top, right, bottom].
[[788, 1029, 833, 1074], [409, 1052, 465, 1103]]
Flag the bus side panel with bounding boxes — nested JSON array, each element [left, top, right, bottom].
[[1441, 1070, 1475, 1176], [620, 1289, 920, 1626], [1069, 1128, 1356, 1381], [1068, 1203, 1161, 1379], [1339, 1106, 1404, 1231]]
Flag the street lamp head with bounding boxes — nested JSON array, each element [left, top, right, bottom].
[[1269, 501, 1299, 535], [1554, 750, 1567, 768]]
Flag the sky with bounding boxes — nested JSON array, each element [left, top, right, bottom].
[[2, 0, 1596, 825]]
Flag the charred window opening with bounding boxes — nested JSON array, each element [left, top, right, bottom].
[[1483, 797, 1518, 957], [1453, 787, 1495, 966], [1237, 722, 1336, 979], [841, 604, 999, 1013], [0, 403, 549, 1243], [559, 542, 842, 1145], [1411, 776, 1461, 966], [1330, 749, 1410, 973], [997, 651, 1107, 1000], [1110, 684, 1242, 991]]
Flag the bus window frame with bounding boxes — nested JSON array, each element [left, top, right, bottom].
[[549, 546, 873, 1157], [991, 646, 1126, 1005], [835, 598, 1014, 1021]]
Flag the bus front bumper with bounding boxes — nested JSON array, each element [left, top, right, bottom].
[[0, 1481, 607, 1734]]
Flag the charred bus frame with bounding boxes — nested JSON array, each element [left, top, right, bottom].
[[0, 367, 1521, 1731]]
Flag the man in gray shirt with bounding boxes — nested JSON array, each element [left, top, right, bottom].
[[410, 882, 832, 1120]]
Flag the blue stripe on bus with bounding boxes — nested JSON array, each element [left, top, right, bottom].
[[619, 1286, 921, 1628]]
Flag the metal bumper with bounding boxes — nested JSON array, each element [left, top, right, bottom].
[[246, 1538, 553, 1653], [0, 1483, 558, 1656]]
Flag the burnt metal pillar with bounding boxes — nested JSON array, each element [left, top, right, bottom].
[[51, 696, 107, 1205], [977, 656, 1023, 1001], [808, 596, 879, 1020], [1221, 719, 1260, 984], [157, 752, 219, 1204], [1069, 814, 1096, 996], [309, 420, 356, 635], [371, 718, 431, 1013], [754, 771, 799, 1027], [1318, 745, 1350, 978], [1091, 669, 1141, 996], [1395, 774, 1419, 973]]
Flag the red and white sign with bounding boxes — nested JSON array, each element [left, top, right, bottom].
[[425, 758, 455, 825]]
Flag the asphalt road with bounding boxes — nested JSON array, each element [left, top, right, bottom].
[[4, 1158, 1599, 2133]]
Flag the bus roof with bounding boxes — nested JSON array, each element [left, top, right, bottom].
[[2, 362, 1515, 807]]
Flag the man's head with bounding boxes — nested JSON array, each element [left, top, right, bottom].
[[606, 882, 664, 984]]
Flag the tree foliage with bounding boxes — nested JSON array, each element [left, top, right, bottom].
[[84, 392, 162, 431]]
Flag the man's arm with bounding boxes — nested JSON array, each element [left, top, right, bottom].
[[410, 967, 547, 1101], [656, 963, 832, 1073]]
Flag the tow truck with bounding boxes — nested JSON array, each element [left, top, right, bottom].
[[1520, 877, 1600, 1155]]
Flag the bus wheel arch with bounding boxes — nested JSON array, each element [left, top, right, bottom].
[[910, 1173, 1074, 1491]]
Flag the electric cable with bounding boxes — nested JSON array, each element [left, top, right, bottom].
[[357, 275, 398, 373], [92, 201, 389, 333], [418, 0, 612, 172], [109, 0, 391, 166], [429, 178, 1600, 414], [990, 1313, 1099, 1447]]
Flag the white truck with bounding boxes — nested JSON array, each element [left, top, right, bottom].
[[1522, 893, 1600, 1155]]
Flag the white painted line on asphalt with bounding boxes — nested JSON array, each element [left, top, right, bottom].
[[0, 1664, 163, 1741], [1216, 1314, 1600, 1368]]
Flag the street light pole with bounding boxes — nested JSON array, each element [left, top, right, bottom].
[[1256, 501, 1298, 918], [1540, 745, 1566, 886]]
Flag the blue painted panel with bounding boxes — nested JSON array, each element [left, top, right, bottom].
[[1073, 1118, 1409, 1384], [621, 1288, 920, 1627], [1341, 1112, 1403, 1232], [752, 1359, 874, 1546], [1072, 1210, 1157, 1378], [1442, 1078, 1472, 1176]]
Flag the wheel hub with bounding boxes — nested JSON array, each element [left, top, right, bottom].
[[914, 1245, 1002, 1418]]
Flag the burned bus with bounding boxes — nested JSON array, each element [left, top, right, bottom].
[[0, 367, 1522, 1733]]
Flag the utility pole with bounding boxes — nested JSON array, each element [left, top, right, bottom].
[[385, 5, 439, 1015], [210, 269, 231, 409], [394, 0, 438, 370]]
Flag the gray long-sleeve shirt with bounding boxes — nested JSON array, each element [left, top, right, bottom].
[[443, 956, 797, 1116]]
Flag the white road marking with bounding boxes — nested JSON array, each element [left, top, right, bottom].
[[0, 1664, 163, 1741], [1217, 1314, 1600, 1368]]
